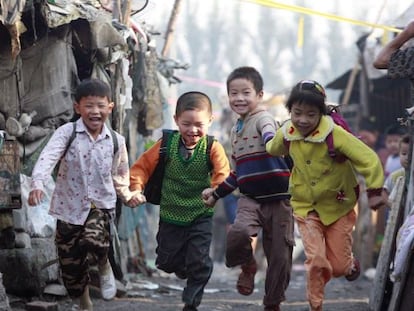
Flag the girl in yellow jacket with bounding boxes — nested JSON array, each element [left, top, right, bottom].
[[266, 80, 386, 311]]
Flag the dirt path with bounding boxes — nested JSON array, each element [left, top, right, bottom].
[[9, 262, 373, 310]]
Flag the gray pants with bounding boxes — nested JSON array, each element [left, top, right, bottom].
[[226, 196, 294, 307]]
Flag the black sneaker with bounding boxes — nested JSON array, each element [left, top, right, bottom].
[[183, 304, 198, 311], [345, 257, 360, 281]]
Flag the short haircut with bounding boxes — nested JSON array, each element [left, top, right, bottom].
[[400, 134, 411, 147], [286, 80, 327, 115], [385, 124, 407, 136], [75, 79, 111, 102], [226, 66, 263, 94], [175, 91, 212, 117]]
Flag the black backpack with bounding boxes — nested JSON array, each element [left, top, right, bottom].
[[144, 129, 214, 205]]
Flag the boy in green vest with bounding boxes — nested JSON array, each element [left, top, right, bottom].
[[128, 91, 230, 311]]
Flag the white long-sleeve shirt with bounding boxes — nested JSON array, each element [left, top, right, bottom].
[[31, 119, 133, 225]]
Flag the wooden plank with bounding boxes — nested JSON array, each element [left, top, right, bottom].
[[388, 248, 414, 311], [369, 176, 405, 311], [353, 177, 376, 272]]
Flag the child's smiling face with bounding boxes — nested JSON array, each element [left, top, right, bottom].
[[74, 95, 114, 138], [174, 108, 212, 148], [227, 78, 263, 118], [290, 102, 322, 137]]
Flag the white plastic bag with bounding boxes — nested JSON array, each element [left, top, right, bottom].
[[19, 174, 56, 237]]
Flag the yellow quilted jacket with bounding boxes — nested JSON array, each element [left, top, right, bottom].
[[266, 116, 384, 225]]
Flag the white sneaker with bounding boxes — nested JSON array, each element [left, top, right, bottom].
[[99, 262, 116, 300]]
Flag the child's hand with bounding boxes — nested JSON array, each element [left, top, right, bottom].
[[28, 189, 45, 206], [126, 191, 146, 207], [368, 190, 388, 211], [202, 188, 214, 200], [202, 188, 217, 207]]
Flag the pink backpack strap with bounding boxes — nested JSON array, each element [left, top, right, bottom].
[[285, 131, 347, 163], [283, 137, 290, 150], [326, 131, 347, 163]]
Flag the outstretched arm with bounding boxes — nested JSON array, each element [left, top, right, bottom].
[[373, 21, 414, 69]]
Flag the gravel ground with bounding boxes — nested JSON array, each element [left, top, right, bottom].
[[8, 261, 373, 311]]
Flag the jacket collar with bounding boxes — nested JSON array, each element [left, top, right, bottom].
[[76, 118, 111, 139], [282, 115, 334, 143], [239, 106, 266, 121]]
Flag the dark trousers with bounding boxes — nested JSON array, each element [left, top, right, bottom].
[[155, 215, 213, 307], [226, 196, 295, 307], [55, 208, 111, 297]]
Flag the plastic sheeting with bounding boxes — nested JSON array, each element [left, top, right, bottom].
[[0, 33, 77, 158]]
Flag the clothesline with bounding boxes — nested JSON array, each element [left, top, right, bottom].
[[240, 0, 403, 33]]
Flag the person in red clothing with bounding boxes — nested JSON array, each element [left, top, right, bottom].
[[128, 91, 230, 311]]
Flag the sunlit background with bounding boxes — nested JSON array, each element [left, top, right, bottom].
[[133, 0, 409, 105]]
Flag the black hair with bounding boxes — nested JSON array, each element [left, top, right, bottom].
[[400, 133, 411, 146], [175, 91, 212, 116], [285, 80, 327, 115], [74, 78, 112, 102], [226, 66, 263, 94], [384, 124, 407, 136], [358, 116, 378, 132]]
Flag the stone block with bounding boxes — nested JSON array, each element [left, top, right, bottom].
[[43, 283, 67, 297], [15, 231, 31, 248], [25, 301, 58, 311], [12, 208, 26, 232], [0, 273, 11, 311], [0, 238, 58, 296]]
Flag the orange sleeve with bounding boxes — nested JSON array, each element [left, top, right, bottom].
[[129, 140, 161, 192], [209, 140, 230, 188]]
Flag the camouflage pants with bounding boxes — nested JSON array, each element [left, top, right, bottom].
[[55, 208, 112, 297]]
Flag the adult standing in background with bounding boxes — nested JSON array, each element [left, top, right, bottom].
[[373, 20, 414, 78]]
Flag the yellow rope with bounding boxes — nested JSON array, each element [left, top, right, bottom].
[[240, 0, 402, 33]]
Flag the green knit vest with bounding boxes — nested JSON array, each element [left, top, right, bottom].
[[160, 132, 213, 226]]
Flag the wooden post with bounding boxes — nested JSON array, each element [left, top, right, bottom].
[[369, 176, 405, 311], [353, 177, 376, 272], [340, 62, 360, 107], [161, 0, 184, 58]]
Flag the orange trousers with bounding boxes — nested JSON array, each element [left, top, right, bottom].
[[295, 209, 356, 309]]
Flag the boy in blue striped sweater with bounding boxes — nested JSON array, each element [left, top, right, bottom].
[[202, 66, 293, 311]]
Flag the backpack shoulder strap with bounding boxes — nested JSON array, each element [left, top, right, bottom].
[[325, 132, 336, 158], [206, 135, 214, 171], [158, 129, 177, 165], [326, 130, 347, 163], [206, 135, 214, 154], [62, 122, 76, 158], [283, 137, 290, 150], [109, 128, 119, 155]]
